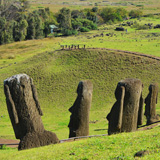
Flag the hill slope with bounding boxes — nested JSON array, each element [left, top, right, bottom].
[[1, 125, 160, 159], [0, 48, 160, 139]]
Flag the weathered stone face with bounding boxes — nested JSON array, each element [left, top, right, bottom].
[[107, 78, 143, 135], [4, 74, 59, 150], [144, 83, 159, 125], [68, 80, 93, 138]]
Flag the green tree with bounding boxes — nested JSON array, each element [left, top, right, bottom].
[[0, 17, 14, 44], [13, 17, 28, 41], [0, 17, 6, 44], [57, 8, 72, 30], [100, 7, 128, 23], [35, 14, 44, 39], [129, 10, 143, 18], [42, 8, 58, 37], [27, 12, 44, 39], [72, 19, 82, 30], [27, 15, 36, 39], [4, 21, 14, 43]]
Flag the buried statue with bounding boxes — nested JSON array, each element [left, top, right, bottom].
[[68, 80, 93, 138], [4, 74, 59, 150], [144, 83, 160, 125], [107, 78, 144, 135]]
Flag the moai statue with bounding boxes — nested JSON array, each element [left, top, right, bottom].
[[4, 74, 59, 150], [68, 80, 93, 138], [144, 83, 159, 125], [61, 45, 64, 50], [106, 78, 143, 135]]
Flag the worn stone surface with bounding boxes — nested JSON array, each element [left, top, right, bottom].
[[144, 83, 159, 125], [68, 80, 93, 138], [107, 78, 143, 135], [18, 130, 59, 150], [4, 74, 59, 150]]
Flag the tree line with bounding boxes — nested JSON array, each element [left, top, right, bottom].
[[0, 0, 143, 45]]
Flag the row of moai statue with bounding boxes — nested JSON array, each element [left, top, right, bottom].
[[3, 74, 159, 150], [61, 45, 86, 50], [107, 79, 159, 135], [3, 74, 93, 150]]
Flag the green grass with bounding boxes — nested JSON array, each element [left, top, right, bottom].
[[0, 16, 160, 159], [1, 48, 160, 140], [28, 0, 160, 14], [1, 126, 160, 159], [60, 18, 160, 56]]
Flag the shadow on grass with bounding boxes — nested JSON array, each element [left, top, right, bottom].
[[94, 129, 108, 131]]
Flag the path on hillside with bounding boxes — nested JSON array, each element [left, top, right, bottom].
[[1, 121, 160, 149], [89, 48, 160, 61], [0, 139, 19, 148]]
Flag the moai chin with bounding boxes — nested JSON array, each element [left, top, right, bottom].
[[68, 80, 93, 138], [144, 83, 159, 125], [107, 78, 144, 135], [4, 74, 59, 150]]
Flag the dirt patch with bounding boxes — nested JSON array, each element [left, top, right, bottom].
[[0, 139, 19, 148]]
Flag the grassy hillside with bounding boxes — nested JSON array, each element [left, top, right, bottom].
[[0, 48, 160, 140], [0, 13, 160, 158], [1, 125, 160, 159]]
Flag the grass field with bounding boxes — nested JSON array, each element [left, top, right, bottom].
[[0, 13, 160, 159], [28, 0, 160, 14], [1, 124, 160, 159]]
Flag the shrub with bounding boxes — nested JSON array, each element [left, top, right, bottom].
[[62, 29, 78, 36], [129, 10, 143, 18], [132, 23, 149, 30], [80, 27, 90, 32]]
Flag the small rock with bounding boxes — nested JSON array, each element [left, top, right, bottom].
[[134, 150, 149, 157], [69, 152, 75, 155]]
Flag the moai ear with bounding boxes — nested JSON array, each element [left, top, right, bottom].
[[150, 85, 154, 114], [137, 92, 144, 125], [156, 89, 158, 104], [30, 78, 43, 116], [4, 84, 19, 124], [117, 86, 125, 129]]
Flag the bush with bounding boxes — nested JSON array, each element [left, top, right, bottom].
[[90, 23, 97, 30], [100, 7, 128, 23], [62, 29, 78, 36], [80, 27, 90, 32], [129, 10, 143, 18], [132, 23, 149, 30]]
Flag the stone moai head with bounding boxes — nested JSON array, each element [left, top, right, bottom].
[[4, 74, 44, 139], [107, 78, 143, 135], [68, 80, 93, 138], [144, 83, 159, 125], [4, 74, 59, 150]]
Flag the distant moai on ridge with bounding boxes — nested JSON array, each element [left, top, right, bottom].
[[68, 80, 93, 138], [144, 83, 159, 125], [4, 74, 59, 150], [107, 78, 144, 135]]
